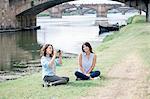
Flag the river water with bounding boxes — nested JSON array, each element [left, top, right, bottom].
[[0, 12, 139, 70], [37, 14, 101, 54]]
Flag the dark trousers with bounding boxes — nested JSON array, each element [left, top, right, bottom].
[[75, 71, 100, 80], [43, 75, 69, 86]]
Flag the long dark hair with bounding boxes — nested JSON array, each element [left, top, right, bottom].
[[82, 42, 93, 53], [40, 44, 54, 57]]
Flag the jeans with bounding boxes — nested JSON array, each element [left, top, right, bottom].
[[75, 71, 100, 80], [43, 75, 69, 86]]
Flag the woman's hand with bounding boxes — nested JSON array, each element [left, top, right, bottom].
[[53, 50, 57, 57], [85, 73, 90, 77]]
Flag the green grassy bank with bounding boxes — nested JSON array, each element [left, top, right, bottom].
[[0, 15, 150, 99]]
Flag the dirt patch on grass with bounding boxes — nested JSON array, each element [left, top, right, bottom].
[[81, 52, 150, 99]]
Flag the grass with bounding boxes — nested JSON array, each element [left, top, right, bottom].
[[127, 15, 146, 24], [1, 15, 150, 99]]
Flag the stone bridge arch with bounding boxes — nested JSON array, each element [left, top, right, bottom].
[[48, 3, 77, 18], [0, 0, 74, 29], [16, 0, 74, 28], [48, 3, 122, 18], [80, 7, 97, 15], [80, 4, 107, 17], [48, 4, 110, 18]]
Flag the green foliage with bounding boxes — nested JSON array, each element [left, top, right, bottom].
[[127, 16, 135, 24], [132, 15, 146, 23], [127, 15, 146, 24]]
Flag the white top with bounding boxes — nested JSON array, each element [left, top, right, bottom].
[[78, 52, 94, 74]]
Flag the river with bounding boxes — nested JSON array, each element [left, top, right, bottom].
[[0, 12, 139, 70]]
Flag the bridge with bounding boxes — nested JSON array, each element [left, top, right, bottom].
[[0, 0, 74, 30], [107, 6, 139, 15], [0, 0, 150, 30], [112, 0, 150, 22], [48, 3, 122, 18]]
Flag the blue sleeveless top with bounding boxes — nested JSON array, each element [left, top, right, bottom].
[[78, 52, 94, 74]]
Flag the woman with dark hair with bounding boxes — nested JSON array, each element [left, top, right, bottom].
[[75, 42, 100, 80], [41, 44, 69, 87]]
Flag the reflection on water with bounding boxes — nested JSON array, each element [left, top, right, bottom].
[[0, 31, 40, 70]]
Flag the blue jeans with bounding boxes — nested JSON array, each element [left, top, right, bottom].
[[75, 71, 100, 80]]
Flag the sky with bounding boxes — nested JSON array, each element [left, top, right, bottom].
[[69, 0, 124, 5]]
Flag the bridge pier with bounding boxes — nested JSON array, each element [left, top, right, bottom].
[[0, 1, 17, 29], [0, 0, 74, 31], [97, 5, 107, 17], [49, 6, 62, 18], [0, 0, 36, 30], [17, 15, 36, 29]]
